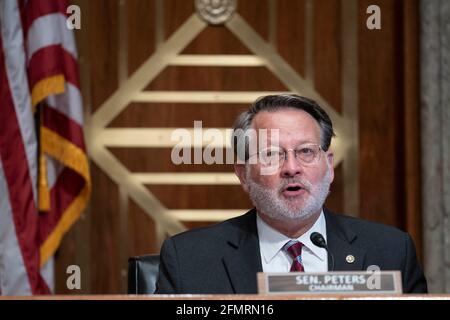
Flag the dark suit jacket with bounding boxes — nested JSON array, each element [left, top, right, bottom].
[[156, 208, 427, 294]]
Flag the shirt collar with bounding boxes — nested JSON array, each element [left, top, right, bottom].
[[257, 210, 327, 264]]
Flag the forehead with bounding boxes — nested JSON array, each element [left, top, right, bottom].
[[251, 108, 321, 143]]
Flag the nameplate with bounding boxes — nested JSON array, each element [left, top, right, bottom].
[[257, 271, 402, 295]]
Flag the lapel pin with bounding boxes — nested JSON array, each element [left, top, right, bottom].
[[346, 255, 355, 264]]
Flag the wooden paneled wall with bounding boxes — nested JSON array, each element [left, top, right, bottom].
[[55, 0, 421, 294]]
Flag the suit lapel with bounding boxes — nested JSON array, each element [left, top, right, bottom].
[[222, 210, 263, 293], [220, 209, 368, 293], [325, 210, 366, 271]]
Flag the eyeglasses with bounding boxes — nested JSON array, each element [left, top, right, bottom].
[[250, 143, 323, 167]]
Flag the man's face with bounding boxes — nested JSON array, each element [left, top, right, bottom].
[[235, 108, 334, 222]]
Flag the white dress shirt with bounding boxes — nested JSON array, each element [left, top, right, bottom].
[[256, 211, 328, 272]]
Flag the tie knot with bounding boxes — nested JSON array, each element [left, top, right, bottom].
[[283, 240, 303, 259]]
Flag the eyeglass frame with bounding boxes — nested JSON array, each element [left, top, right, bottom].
[[248, 143, 324, 168]]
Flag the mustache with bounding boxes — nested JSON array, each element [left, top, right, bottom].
[[278, 178, 313, 192]]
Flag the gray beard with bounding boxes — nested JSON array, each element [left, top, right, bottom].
[[246, 167, 332, 222]]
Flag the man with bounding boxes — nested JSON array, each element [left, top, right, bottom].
[[156, 94, 427, 294]]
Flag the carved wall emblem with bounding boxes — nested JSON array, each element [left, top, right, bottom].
[[195, 0, 237, 25]]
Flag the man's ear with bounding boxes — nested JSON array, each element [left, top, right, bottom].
[[326, 152, 335, 183], [234, 163, 249, 193]]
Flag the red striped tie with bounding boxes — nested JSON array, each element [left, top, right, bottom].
[[284, 241, 305, 272]]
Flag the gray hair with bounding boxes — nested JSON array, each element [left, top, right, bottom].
[[232, 94, 335, 161]]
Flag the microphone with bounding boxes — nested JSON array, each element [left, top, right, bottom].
[[310, 232, 335, 271]]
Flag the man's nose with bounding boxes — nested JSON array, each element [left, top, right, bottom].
[[280, 151, 303, 177]]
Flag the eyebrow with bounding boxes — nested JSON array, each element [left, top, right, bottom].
[[270, 140, 319, 147]]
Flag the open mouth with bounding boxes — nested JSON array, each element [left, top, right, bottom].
[[282, 184, 307, 196]]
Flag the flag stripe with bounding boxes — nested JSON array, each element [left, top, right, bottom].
[[0, 34, 49, 295], [43, 106, 86, 150], [47, 82, 84, 126], [17, 0, 28, 36], [26, 12, 77, 63], [38, 168, 85, 242], [21, 0, 68, 37], [38, 124, 91, 267], [39, 258, 54, 293], [40, 183, 90, 266], [45, 156, 63, 189], [28, 44, 80, 90], [1, 0, 38, 203], [0, 161, 32, 295], [1, 0, 89, 295], [29, 0, 91, 269]]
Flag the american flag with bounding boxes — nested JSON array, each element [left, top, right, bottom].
[[0, 0, 90, 295]]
